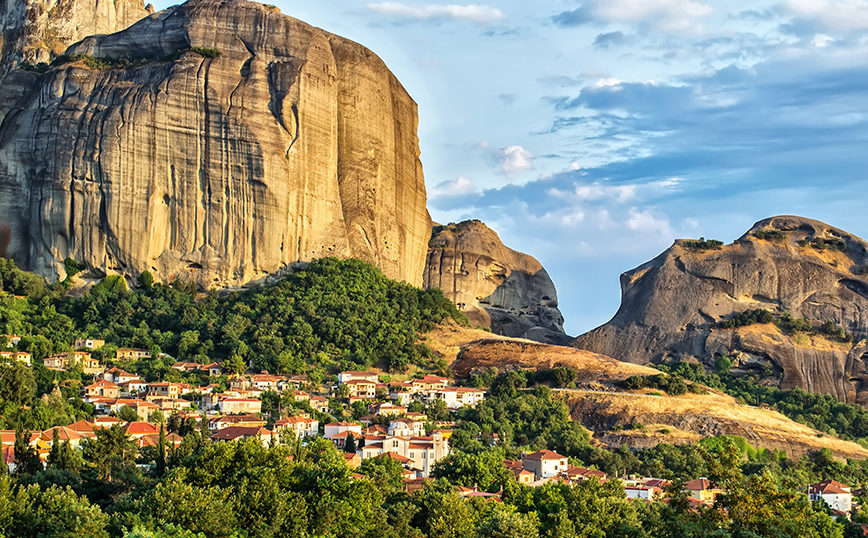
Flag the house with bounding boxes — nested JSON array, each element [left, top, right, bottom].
[[373, 402, 406, 417], [338, 371, 379, 384], [388, 418, 425, 438], [310, 396, 328, 412], [117, 378, 148, 397], [343, 380, 378, 399], [809, 480, 853, 513], [172, 362, 201, 373], [117, 348, 151, 360], [209, 414, 266, 431], [83, 379, 120, 399], [325, 422, 363, 440], [684, 478, 723, 505], [39, 427, 88, 449], [147, 382, 190, 399], [200, 362, 224, 377], [74, 339, 105, 350], [104, 367, 138, 384], [2, 335, 21, 348], [121, 422, 160, 438], [343, 452, 362, 468], [356, 431, 451, 478], [625, 486, 663, 501], [411, 376, 448, 392], [274, 417, 319, 439], [563, 465, 609, 483], [505, 459, 535, 484], [210, 426, 275, 445], [522, 450, 568, 480], [137, 432, 183, 449], [118, 400, 160, 421], [43, 355, 68, 369], [291, 390, 310, 402], [0, 351, 31, 366], [423, 387, 485, 409], [219, 397, 262, 415]]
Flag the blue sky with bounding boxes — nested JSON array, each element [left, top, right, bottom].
[[154, 0, 868, 335]]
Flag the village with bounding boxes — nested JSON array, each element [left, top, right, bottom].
[[1, 333, 856, 518]]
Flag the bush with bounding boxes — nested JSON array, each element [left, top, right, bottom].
[[753, 230, 787, 243], [683, 237, 724, 250], [720, 308, 776, 329]]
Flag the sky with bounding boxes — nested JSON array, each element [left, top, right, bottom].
[[156, 0, 868, 335]]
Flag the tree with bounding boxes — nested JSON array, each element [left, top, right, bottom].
[[223, 354, 247, 376], [0, 362, 36, 407], [344, 433, 357, 453], [47, 429, 81, 472], [475, 507, 540, 538], [157, 423, 167, 477], [82, 424, 138, 481], [13, 423, 41, 475], [359, 454, 406, 497], [117, 405, 141, 423]]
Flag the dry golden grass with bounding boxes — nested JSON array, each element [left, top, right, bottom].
[[422, 320, 520, 366], [562, 390, 868, 459], [722, 323, 854, 352], [450, 338, 661, 381]]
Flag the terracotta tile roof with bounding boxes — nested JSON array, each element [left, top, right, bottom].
[[684, 478, 715, 491], [810, 480, 851, 495], [523, 449, 566, 461], [210, 426, 272, 441], [122, 422, 160, 436]]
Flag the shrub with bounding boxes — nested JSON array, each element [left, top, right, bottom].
[[753, 230, 788, 243], [683, 237, 724, 251]]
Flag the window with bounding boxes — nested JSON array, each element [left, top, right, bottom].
[[410, 452, 414, 458], [393, 440, 399, 448]]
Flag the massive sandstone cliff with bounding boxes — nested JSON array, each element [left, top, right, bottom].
[[424, 220, 570, 345], [0, 0, 431, 287], [572, 215, 868, 405], [0, 0, 152, 75]]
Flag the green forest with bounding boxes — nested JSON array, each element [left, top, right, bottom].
[[2, 258, 868, 537]]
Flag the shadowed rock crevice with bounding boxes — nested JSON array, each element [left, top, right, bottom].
[[573, 215, 868, 405], [424, 220, 571, 345]]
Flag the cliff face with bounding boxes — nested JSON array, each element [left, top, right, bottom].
[[0, 0, 152, 75], [424, 220, 570, 345], [0, 0, 431, 287], [572, 215, 868, 404]]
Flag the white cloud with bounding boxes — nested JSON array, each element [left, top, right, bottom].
[[549, 182, 637, 204], [588, 0, 713, 32], [500, 145, 534, 175], [428, 176, 476, 198], [811, 33, 835, 47], [779, 0, 868, 32], [366, 2, 505, 23], [626, 208, 675, 237]]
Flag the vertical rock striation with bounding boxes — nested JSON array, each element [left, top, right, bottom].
[[424, 220, 570, 345], [0, 0, 431, 287]]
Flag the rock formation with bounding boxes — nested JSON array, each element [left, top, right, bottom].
[[424, 220, 570, 345], [572, 215, 868, 404], [0, 0, 431, 287], [0, 0, 152, 75]]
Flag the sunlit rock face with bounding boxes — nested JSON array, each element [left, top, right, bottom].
[[573, 215, 868, 405], [424, 220, 570, 345], [0, 0, 431, 287]]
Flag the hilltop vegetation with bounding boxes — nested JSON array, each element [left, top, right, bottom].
[[1, 257, 466, 376]]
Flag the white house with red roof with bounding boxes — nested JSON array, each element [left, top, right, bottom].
[[422, 387, 485, 409], [83, 379, 120, 399], [274, 416, 318, 439], [338, 371, 379, 384], [104, 367, 139, 384], [0, 351, 31, 366], [219, 397, 262, 415], [809, 480, 852, 513], [522, 450, 568, 480]]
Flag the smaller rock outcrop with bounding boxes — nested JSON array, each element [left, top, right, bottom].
[[423, 220, 570, 345], [572, 215, 868, 405]]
